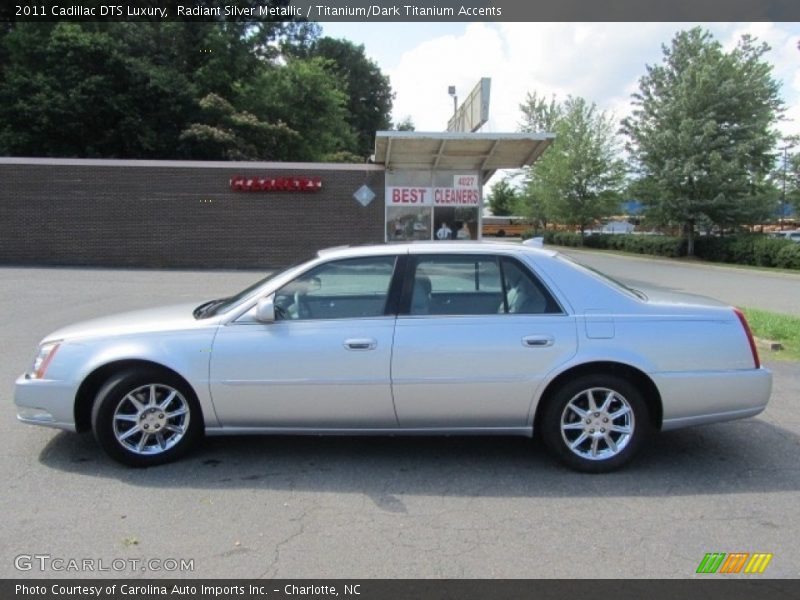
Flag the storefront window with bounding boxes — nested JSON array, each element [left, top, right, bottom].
[[433, 207, 478, 240], [385, 170, 481, 242], [386, 206, 432, 241]]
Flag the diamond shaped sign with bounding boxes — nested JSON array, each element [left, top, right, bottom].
[[353, 184, 376, 207]]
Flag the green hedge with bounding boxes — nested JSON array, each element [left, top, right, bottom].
[[775, 244, 800, 269], [525, 231, 800, 270], [693, 236, 798, 268]]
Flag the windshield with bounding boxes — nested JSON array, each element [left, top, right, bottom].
[[556, 254, 647, 301], [194, 272, 278, 319]]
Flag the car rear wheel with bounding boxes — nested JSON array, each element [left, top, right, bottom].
[[91, 369, 202, 467], [540, 374, 651, 473]]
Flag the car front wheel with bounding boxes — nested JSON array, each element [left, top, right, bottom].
[[540, 374, 651, 473], [91, 369, 202, 467]]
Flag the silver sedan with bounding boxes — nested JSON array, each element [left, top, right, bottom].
[[14, 242, 771, 472]]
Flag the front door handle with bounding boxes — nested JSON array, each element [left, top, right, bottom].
[[344, 338, 377, 351], [522, 335, 554, 348]]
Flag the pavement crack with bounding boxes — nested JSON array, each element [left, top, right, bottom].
[[258, 509, 310, 579]]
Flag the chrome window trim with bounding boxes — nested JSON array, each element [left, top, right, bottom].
[[229, 313, 398, 326], [396, 312, 573, 321]]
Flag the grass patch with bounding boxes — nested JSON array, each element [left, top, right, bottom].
[[741, 307, 800, 362]]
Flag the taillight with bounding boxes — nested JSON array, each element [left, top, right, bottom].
[[733, 308, 760, 369]]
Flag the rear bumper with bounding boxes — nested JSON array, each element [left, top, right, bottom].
[[14, 374, 77, 432], [656, 367, 772, 431]]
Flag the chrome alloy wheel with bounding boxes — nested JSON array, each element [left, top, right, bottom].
[[560, 387, 635, 461], [112, 384, 190, 455]]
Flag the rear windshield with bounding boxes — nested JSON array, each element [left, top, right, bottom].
[[556, 254, 647, 301]]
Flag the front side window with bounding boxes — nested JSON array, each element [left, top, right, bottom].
[[274, 256, 397, 321]]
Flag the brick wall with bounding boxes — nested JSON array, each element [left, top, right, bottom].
[[0, 159, 386, 269]]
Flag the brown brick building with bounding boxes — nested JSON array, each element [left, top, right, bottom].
[[0, 133, 552, 269], [0, 158, 386, 269]]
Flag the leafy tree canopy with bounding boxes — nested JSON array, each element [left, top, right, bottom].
[[520, 93, 626, 235], [486, 178, 519, 216], [392, 116, 415, 131], [289, 37, 394, 158], [0, 21, 393, 162], [622, 27, 783, 253]]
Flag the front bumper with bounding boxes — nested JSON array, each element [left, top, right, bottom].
[[14, 374, 78, 432], [656, 367, 772, 431]]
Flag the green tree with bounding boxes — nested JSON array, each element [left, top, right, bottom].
[[0, 23, 195, 157], [179, 93, 300, 160], [520, 93, 626, 235], [393, 116, 415, 131], [486, 178, 519, 216], [622, 28, 783, 254], [519, 92, 562, 132], [292, 37, 393, 158], [625, 176, 667, 230], [242, 57, 355, 161], [0, 19, 339, 161]]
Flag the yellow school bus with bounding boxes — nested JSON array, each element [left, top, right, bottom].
[[481, 216, 534, 237]]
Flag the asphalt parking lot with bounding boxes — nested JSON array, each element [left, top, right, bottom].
[[560, 247, 800, 316], [2, 264, 799, 579]]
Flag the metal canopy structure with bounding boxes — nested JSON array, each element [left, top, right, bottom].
[[373, 131, 555, 182]]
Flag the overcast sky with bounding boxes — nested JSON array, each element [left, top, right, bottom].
[[321, 22, 800, 139]]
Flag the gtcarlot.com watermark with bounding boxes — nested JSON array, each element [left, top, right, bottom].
[[14, 554, 194, 573]]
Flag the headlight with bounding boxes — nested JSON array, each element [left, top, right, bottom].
[[28, 342, 61, 379]]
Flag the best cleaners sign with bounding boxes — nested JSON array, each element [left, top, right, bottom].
[[387, 175, 479, 206]]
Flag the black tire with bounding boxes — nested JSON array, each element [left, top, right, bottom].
[[540, 374, 651, 473], [91, 368, 202, 467]]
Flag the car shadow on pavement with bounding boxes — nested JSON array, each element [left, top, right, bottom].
[[37, 416, 800, 500]]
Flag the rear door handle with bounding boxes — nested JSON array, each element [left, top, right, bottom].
[[344, 338, 377, 351], [522, 335, 554, 348]]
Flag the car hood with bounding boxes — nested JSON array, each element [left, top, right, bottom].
[[43, 302, 211, 342]]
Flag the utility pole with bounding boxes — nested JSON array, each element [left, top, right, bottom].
[[782, 145, 787, 231], [780, 143, 795, 231]]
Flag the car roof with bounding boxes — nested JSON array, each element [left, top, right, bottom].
[[316, 241, 559, 261]]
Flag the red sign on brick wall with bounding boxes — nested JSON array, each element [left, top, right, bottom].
[[230, 175, 323, 192]]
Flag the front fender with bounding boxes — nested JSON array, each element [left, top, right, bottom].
[[54, 329, 220, 428]]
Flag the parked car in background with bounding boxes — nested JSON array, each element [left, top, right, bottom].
[[15, 242, 771, 472], [601, 220, 636, 234], [769, 230, 800, 243]]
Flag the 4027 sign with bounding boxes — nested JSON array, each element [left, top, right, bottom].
[[230, 175, 323, 193]]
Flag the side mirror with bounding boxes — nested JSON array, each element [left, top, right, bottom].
[[255, 295, 276, 323]]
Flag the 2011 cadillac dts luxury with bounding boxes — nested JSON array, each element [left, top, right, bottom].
[[15, 242, 771, 472]]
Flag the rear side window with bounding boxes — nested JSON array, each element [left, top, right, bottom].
[[406, 254, 560, 316], [416, 256, 502, 293], [411, 255, 501, 315], [499, 257, 562, 315]]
